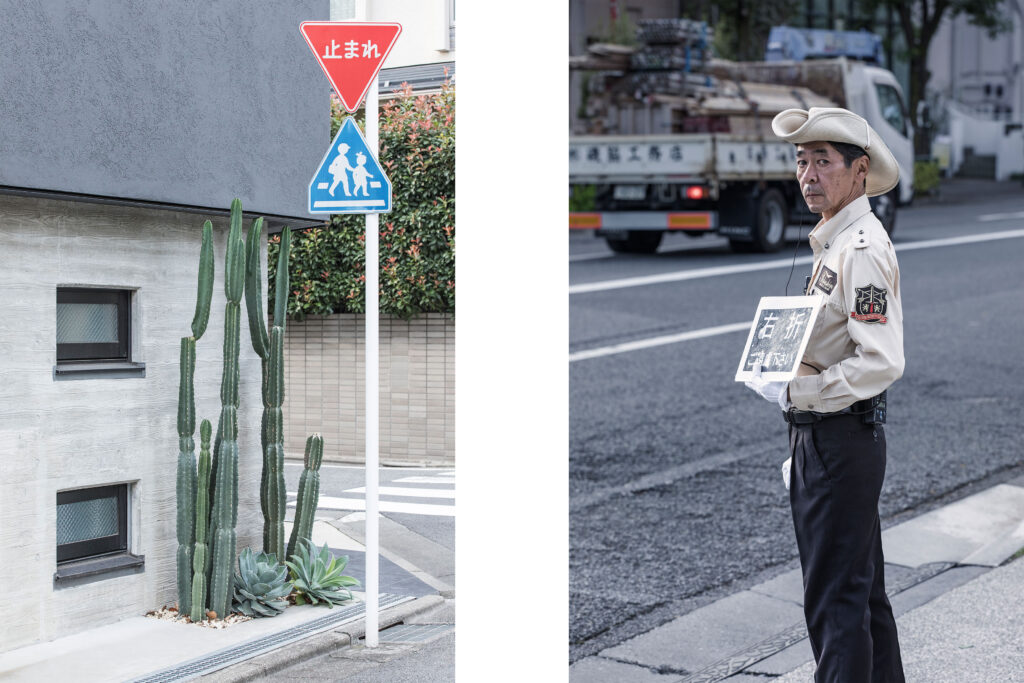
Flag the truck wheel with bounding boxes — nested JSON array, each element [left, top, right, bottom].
[[870, 187, 897, 236], [605, 231, 663, 254], [750, 189, 788, 253]]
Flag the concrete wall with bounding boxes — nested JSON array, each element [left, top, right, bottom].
[[0, 195, 264, 652], [282, 313, 454, 466], [0, 1, 328, 221]]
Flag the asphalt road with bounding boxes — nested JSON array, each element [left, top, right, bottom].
[[282, 463, 455, 558], [569, 180, 1024, 662]]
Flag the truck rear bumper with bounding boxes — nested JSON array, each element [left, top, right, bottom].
[[569, 211, 718, 231]]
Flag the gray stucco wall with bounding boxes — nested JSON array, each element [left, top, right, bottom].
[[0, 1, 329, 221], [0, 195, 264, 652]]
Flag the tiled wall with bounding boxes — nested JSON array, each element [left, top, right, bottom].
[[282, 313, 454, 466]]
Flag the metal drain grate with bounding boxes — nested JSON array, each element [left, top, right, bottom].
[[377, 623, 453, 643], [131, 593, 414, 682]]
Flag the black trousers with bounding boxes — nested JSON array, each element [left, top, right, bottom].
[[789, 414, 905, 683]]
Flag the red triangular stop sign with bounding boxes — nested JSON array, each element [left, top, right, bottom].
[[300, 22, 402, 113]]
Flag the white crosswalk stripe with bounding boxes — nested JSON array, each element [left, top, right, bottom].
[[288, 470, 455, 517]]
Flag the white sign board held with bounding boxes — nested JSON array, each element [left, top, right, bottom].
[[735, 295, 823, 383]]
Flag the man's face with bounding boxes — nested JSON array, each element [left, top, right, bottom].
[[795, 141, 868, 220]]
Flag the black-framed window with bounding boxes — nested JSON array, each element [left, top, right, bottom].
[[56, 484, 128, 563], [56, 288, 131, 362]]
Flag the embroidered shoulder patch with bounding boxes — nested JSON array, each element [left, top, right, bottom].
[[813, 266, 837, 295], [851, 285, 888, 323]]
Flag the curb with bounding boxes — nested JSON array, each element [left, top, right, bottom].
[[199, 594, 446, 681]]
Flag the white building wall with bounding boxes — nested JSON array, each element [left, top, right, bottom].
[[332, 0, 454, 67], [928, 2, 1024, 178], [0, 195, 264, 652]]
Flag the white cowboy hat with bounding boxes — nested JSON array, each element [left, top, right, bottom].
[[771, 107, 899, 197]]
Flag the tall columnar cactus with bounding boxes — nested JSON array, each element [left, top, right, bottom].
[[244, 221, 292, 560], [208, 199, 247, 619], [176, 221, 213, 614], [287, 434, 324, 561], [190, 419, 213, 621]]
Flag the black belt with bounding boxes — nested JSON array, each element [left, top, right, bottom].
[[783, 394, 884, 425]]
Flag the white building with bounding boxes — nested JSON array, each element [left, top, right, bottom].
[[332, 0, 455, 94], [927, 0, 1024, 179], [0, 1, 325, 651]]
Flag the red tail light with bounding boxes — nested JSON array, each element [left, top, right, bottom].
[[685, 186, 706, 200]]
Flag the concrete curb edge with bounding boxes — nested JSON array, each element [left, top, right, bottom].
[[199, 594, 446, 681]]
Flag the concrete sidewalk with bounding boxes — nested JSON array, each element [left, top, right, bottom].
[[777, 556, 1024, 682], [0, 518, 454, 682], [912, 176, 1024, 206], [571, 474, 1024, 682]]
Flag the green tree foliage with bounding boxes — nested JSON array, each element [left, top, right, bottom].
[[269, 82, 455, 320], [706, 0, 800, 61], [863, 0, 1011, 154]]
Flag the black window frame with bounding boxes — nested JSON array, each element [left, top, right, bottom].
[[56, 484, 129, 564], [56, 288, 131, 363]]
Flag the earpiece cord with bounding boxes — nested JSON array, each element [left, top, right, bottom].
[[784, 212, 806, 296]]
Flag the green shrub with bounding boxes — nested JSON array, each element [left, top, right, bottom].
[[914, 159, 941, 195], [570, 184, 596, 212], [269, 82, 455, 320]]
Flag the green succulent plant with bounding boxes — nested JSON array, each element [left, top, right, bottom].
[[285, 538, 360, 607], [232, 547, 291, 617]]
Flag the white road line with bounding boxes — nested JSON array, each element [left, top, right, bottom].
[[569, 227, 1024, 362], [569, 227, 1024, 295], [570, 321, 751, 362], [345, 486, 455, 499], [300, 496, 455, 517], [893, 228, 1024, 252], [394, 476, 457, 485], [978, 211, 1024, 222], [569, 255, 814, 294], [570, 251, 614, 263]]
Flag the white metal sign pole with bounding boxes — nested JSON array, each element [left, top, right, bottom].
[[358, 0, 381, 648]]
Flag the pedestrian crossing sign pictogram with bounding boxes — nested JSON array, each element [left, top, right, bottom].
[[308, 117, 392, 215]]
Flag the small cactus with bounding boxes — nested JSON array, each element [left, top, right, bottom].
[[287, 434, 324, 561]]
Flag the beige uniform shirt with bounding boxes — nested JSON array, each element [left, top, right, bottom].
[[788, 194, 904, 413]]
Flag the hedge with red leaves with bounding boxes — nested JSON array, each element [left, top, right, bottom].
[[269, 82, 454, 320]]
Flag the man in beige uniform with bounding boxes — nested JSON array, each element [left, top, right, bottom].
[[746, 107, 906, 683]]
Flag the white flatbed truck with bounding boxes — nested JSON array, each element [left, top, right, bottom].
[[570, 52, 915, 254]]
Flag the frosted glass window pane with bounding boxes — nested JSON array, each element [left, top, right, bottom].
[[57, 497, 118, 544], [57, 303, 119, 343]]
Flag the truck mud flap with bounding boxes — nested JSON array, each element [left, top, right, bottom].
[[717, 191, 755, 241], [718, 224, 753, 240]]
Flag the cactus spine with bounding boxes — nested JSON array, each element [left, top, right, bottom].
[[287, 434, 324, 561], [244, 222, 292, 560], [208, 199, 246, 619], [190, 419, 212, 621], [176, 221, 213, 614]]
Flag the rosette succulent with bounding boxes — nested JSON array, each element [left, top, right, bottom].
[[285, 538, 360, 607], [232, 547, 291, 617]]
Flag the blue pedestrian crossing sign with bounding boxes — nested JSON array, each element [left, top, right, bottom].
[[308, 117, 392, 214]]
